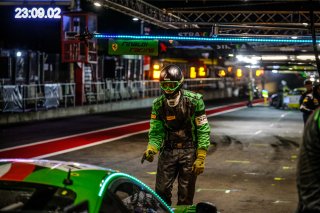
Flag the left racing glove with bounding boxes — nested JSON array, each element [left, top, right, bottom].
[[192, 149, 207, 175]]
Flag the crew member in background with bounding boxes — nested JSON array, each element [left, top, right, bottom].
[[142, 64, 211, 205], [277, 80, 290, 109], [300, 83, 320, 125], [296, 106, 320, 212], [299, 79, 313, 124], [247, 79, 254, 107]]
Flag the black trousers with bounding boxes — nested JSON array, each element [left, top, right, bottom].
[[155, 148, 197, 206], [303, 112, 312, 125]]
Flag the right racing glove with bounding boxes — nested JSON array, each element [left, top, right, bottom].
[[192, 149, 207, 175], [141, 144, 158, 163]]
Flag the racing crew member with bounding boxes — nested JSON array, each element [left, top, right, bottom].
[[246, 79, 254, 107], [277, 80, 290, 109], [299, 79, 313, 124], [300, 83, 320, 124], [296, 106, 320, 212], [142, 64, 211, 205]]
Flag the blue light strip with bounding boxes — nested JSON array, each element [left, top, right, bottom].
[[94, 34, 319, 44], [98, 172, 174, 213]]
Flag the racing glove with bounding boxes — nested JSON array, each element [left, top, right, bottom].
[[142, 144, 158, 163], [192, 149, 207, 175]]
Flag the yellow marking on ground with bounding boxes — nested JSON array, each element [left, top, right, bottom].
[[274, 177, 286, 181], [291, 155, 297, 159], [282, 166, 293, 170], [147, 172, 157, 175], [225, 160, 250, 164], [245, 172, 260, 175], [272, 200, 291, 204]]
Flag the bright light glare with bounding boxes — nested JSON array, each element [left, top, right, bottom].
[[153, 64, 160, 70], [272, 70, 278, 73], [16, 51, 22, 57], [94, 2, 101, 7], [132, 17, 139, 21], [297, 55, 318, 60], [236, 55, 260, 64], [261, 55, 288, 60]]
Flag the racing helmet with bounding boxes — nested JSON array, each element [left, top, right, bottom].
[[304, 79, 313, 86], [159, 64, 184, 99]]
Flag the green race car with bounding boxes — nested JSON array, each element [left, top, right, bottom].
[[0, 159, 216, 213]]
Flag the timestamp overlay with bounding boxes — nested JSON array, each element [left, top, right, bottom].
[[14, 7, 62, 19]]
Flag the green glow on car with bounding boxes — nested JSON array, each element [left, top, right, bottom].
[[314, 109, 320, 130], [98, 172, 174, 213]]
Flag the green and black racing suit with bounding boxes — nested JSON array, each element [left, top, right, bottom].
[[148, 89, 211, 205], [297, 107, 320, 212]]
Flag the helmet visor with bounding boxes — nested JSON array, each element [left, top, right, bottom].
[[160, 81, 180, 91]]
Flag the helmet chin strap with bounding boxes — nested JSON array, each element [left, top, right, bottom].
[[166, 91, 181, 107]]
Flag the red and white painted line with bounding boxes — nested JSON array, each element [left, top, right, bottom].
[[0, 99, 263, 159]]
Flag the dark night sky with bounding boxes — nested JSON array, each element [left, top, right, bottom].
[[0, 2, 140, 54]]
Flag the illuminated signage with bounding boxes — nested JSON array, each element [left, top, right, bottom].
[[108, 39, 158, 56], [97, 34, 318, 44], [178, 31, 212, 37], [14, 7, 62, 19]]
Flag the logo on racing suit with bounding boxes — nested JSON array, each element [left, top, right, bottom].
[[151, 114, 156, 119], [166, 115, 176, 120], [195, 114, 208, 126]]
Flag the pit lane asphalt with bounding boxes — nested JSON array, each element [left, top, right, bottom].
[[0, 98, 247, 149], [1, 100, 303, 213], [47, 105, 302, 213]]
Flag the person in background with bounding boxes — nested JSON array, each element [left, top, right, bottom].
[[277, 80, 290, 109], [299, 79, 313, 124], [299, 79, 313, 106], [246, 79, 254, 107], [141, 64, 211, 205], [296, 106, 320, 212], [300, 83, 320, 124]]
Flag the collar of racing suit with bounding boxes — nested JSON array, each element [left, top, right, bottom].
[[166, 91, 181, 107]]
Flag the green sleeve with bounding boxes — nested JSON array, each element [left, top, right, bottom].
[[148, 98, 165, 150], [195, 98, 211, 151]]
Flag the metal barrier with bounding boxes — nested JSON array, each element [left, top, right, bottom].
[[0, 78, 243, 112], [0, 83, 75, 112]]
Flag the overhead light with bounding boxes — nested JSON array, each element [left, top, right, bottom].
[[16, 51, 22, 57], [297, 55, 316, 60], [291, 36, 298, 39], [132, 17, 139, 21], [272, 70, 278, 73], [93, 2, 102, 7], [302, 23, 308, 26], [236, 55, 260, 64], [261, 55, 288, 60]]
